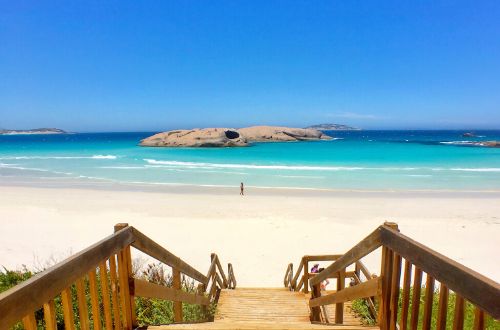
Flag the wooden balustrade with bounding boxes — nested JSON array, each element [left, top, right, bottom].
[[284, 255, 342, 293], [0, 223, 236, 330], [286, 222, 500, 329]]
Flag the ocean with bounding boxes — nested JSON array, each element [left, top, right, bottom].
[[1, 130, 499, 191]]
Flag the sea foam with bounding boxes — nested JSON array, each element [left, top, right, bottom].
[[0, 155, 117, 160]]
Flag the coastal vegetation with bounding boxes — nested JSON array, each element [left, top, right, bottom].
[[351, 289, 499, 329], [0, 262, 213, 329]]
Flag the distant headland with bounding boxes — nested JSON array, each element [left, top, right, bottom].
[[140, 125, 332, 147], [304, 123, 361, 131], [0, 128, 67, 135]]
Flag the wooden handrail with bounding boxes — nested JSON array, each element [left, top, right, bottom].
[[131, 227, 208, 284], [284, 263, 293, 287], [0, 226, 135, 330], [355, 260, 372, 280], [303, 255, 343, 262], [379, 225, 500, 318], [228, 263, 236, 289], [285, 255, 342, 292], [291, 259, 304, 289], [309, 277, 381, 308], [213, 253, 229, 288], [309, 227, 383, 287], [0, 224, 236, 329], [133, 278, 210, 305], [307, 222, 500, 328]]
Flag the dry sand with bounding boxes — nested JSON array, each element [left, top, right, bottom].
[[0, 185, 499, 286]]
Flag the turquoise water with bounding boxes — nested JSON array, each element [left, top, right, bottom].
[[1, 130, 500, 191]]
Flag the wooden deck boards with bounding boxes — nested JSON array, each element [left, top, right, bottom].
[[151, 288, 379, 329]]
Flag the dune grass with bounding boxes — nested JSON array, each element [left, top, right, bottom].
[[0, 262, 214, 329], [351, 287, 499, 329]]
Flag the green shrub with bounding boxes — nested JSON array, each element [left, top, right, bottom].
[[351, 287, 500, 329], [1, 261, 214, 329]]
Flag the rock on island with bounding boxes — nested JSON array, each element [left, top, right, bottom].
[[140, 126, 332, 147]]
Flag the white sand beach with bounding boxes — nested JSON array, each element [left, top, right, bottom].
[[0, 185, 499, 286]]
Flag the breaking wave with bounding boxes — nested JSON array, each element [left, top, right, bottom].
[[0, 155, 117, 160]]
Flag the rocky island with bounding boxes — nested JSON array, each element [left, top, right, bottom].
[[305, 123, 360, 130], [140, 126, 332, 147], [473, 141, 500, 148], [0, 128, 67, 135]]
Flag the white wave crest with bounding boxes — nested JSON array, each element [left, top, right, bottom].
[[142, 159, 425, 172], [450, 168, 500, 172], [0, 155, 117, 160], [440, 141, 476, 146], [143, 159, 367, 171]]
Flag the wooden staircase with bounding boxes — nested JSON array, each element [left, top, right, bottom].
[[1, 222, 499, 330], [159, 287, 378, 329]]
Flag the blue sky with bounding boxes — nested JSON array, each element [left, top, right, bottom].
[[1, 1, 499, 131]]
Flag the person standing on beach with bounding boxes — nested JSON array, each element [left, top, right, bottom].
[[240, 182, 244, 196]]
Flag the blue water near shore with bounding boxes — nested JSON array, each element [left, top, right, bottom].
[[1, 130, 500, 191]]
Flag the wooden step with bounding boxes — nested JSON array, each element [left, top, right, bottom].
[[151, 287, 379, 329]]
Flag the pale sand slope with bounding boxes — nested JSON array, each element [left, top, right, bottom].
[[0, 186, 499, 286]]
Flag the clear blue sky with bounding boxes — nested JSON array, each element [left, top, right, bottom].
[[1, 1, 499, 131]]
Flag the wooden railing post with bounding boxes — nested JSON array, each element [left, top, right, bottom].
[[310, 283, 322, 322], [304, 259, 309, 294], [379, 222, 399, 330], [115, 223, 136, 329], [173, 267, 183, 322], [334, 269, 345, 324]]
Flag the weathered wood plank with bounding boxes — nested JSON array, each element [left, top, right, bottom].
[[0, 226, 134, 330], [61, 287, 75, 330], [409, 267, 422, 330], [453, 295, 465, 330], [422, 275, 435, 330], [389, 253, 402, 330], [99, 261, 114, 330], [173, 268, 183, 322], [352, 273, 377, 318], [117, 249, 133, 329], [228, 263, 237, 289], [124, 245, 137, 327], [291, 260, 304, 289], [309, 277, 381, 308], [134, 278, 210, 305], [303, 255, 342, 262], [473, 307, 485, 330], [356, 260, 372, 281], [131, 227, 207, 284], [399, 260, 412, 330], [76, 277, 90, 330], [22, 313, 37, 330], [335, 270, 345, 324], [213, 253, 229, 288], [378, 245, 393, 330], [436, 284, 449, 330], [43, 299, 57, 330], [380, 226, 500, 318], [109, 254, 122, 330], [88, 269, 102, 330], [310, 227, 382, 286], [304, 261, 309, 294]]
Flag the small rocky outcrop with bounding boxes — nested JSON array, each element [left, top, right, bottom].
[[238, 126, 332, 142], [305, 123, 360, 131], [140, 128, 248, 147], [478, 141, 500, 148], [140, 126, 332, 147], [462, 132, 476, 137], [0, 128, 67, 135]]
